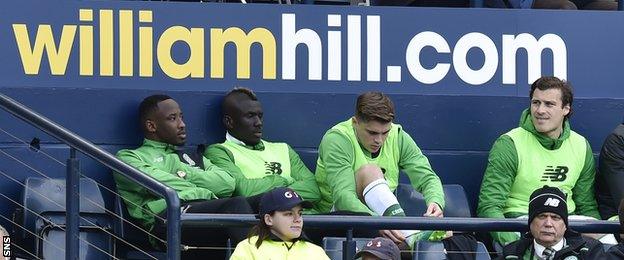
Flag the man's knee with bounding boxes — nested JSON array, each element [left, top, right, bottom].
[[355, 164, 385, 184]]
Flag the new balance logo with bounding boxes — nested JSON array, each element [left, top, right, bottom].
[[264, 162, 283, 175], [541, 166, 568, 182], [544, 197, 560, 207]]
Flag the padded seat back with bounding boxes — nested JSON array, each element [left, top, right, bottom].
[[395, 184, 472, 217], [413, 241, 490, 260], [322, 237, 371, 260]]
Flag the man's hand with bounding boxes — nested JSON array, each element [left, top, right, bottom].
[[424, 202, 443, 217], [379, 229, 406, 243]]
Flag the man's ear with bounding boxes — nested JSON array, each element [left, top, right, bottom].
[[145, 119, 157, 133], [223, 115, 233, 129]]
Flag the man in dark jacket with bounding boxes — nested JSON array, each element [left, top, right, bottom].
[[500, 186, 604, 259], [595, 120, 624, 220]]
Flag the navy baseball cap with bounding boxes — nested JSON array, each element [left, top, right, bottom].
[[258, 187, 313, 216], [354, 237, 401, 260]]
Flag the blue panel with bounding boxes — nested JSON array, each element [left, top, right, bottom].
[[0, 2, 622, 97]]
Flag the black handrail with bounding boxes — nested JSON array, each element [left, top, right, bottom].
[[0, 93, 181, 260], [181, 214, 621, 233]]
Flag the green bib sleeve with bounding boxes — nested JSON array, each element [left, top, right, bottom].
[[571, 140, 600, 219], [477, 135, 520, 245], [318, 131, 374, 215], [204, 143, 291, 197], [397, 130, 445, 209], [286, 145, 322, 203], [118, 149, 205, 191], [191, 156, 236, 198]]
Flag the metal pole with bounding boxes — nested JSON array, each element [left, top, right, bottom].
[[166, 200, 181, 260], [342, 229, 355, 260], [66, 148, 80, 260]]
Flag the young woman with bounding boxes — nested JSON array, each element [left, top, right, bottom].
[[230, 187, 330, 259]]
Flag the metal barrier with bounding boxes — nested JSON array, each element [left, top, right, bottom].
[[182, 214, 621, 259], [0, 93, 182, 260]]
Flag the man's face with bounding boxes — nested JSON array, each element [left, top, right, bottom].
[[353, 117, 392, 153], [530, 88, 570, 139], [227, 99, 263, 145], [147, 99, 186, 146], [530, 212, 566, 247]]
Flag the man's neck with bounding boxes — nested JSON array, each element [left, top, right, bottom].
[[225, 132, 260, 147]]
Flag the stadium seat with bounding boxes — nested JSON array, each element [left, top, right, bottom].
[[395, 184, 472, 217], [114, 194, 166, 260], [322, 237, 371, 260], [14, 177, 114, 259], [414, 241, 490, 260]]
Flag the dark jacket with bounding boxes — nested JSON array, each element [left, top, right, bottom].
[[596, 124, 624, 219], [498, 230, 605, 260], [606, 243, 624, 259]]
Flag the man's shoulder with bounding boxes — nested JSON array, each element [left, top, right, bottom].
[[501, 237, 532, 257], [565, 231, 600, 248], [116, 145, 143, 158], [568, 130, 589, 144]]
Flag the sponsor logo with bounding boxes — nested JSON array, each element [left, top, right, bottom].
[[264, 162, 282, 175], [541, 166, 568, 182]]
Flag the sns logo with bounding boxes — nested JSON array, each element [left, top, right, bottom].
[[544, 198, 560, 207], [2, 236, 10, 257]]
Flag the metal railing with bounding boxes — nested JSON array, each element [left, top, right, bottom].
[[0, 93, 181, 260], [182, 214, 621, 259], [1, 90, 622, 259]]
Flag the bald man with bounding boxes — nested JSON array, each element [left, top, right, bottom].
[[203, 87, 321, 211]]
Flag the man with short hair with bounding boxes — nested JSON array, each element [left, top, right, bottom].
[[500, 186, 604, 259], [478, 76, 602, 246], [315, 91, 446, 246], [595, 120, 624, 220], [114, 94, 253, 258], [204, 87, 321, 210]]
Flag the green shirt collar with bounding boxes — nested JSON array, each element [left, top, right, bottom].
[[142, 138, 179, 153], [519, 108, 571, 150], [225, 131, 265, 150]]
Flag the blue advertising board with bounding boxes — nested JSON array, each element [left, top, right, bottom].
[[0, 1, 622, 97]]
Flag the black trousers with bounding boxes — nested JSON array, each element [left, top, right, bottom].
[[304, 211, 379, 245], [153, 196, 253, 259]]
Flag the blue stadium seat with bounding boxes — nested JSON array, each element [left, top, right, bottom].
[[15, 177, 113, 259], [114, 194, 166, 260], [395, 184, 472, 217], [322, 237, 371, 260], [414, 241, 490, 260]]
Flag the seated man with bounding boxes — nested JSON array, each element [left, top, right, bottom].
[[315, 91, 446, 246], [478, 76, 602, 246], [595, 120, 624, 220], [500, 186, 604, 259], [114, 94, 253, 258], [204, 87, 321, 211]]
